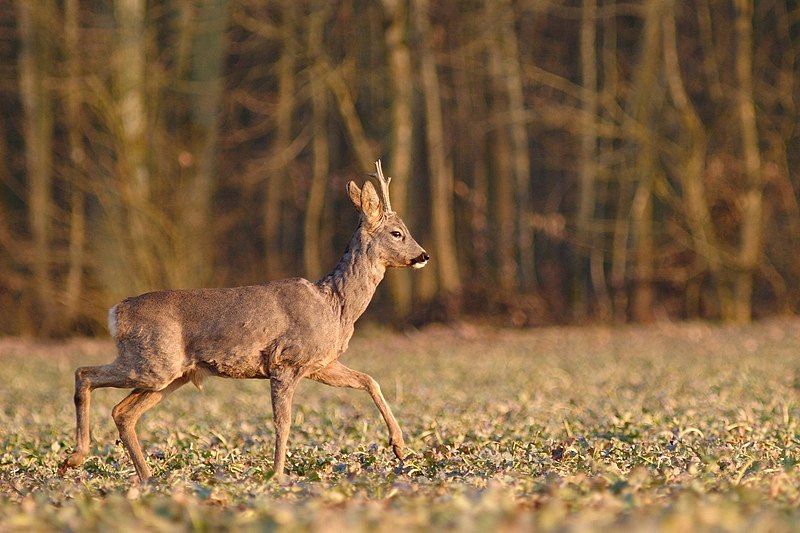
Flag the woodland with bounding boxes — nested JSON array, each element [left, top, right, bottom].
[[0, 0, 798, 335]]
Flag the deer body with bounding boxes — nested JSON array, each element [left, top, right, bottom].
[[108, 283, 330, 385], [61, 161, 429, 482]]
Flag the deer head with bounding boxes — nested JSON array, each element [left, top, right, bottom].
[[347, 160, 429, 269]]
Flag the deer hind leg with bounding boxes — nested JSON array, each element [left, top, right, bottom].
[[60, 362, 144, 473], [270, 368, 303, 479], [308, 361, 405, 461], [112, 376, 188, 482]]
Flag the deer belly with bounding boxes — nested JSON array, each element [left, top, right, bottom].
[[195, 349, 271, 380]]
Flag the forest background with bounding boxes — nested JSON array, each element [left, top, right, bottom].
[[0, 0, 798, 336]]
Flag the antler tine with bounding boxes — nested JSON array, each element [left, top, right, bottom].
[[372, 159, 392, 212]]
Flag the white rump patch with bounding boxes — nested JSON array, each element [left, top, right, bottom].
[[107, 305, 119, 338], [412, 260, 428, 269]]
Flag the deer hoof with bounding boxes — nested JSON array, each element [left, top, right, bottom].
[[390, 436, 405, 461], [392, 444, 405, 461], [58, 452, 86, 474], [135, 468, 153, 484]]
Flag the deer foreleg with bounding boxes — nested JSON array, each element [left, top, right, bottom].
[[309, 361, 405, 461]]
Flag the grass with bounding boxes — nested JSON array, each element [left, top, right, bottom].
[[2, 319, 800, 531]]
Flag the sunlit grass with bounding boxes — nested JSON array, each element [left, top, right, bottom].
[[2, 320, 800, 530]]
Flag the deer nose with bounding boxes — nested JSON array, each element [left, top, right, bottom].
[[411, 252, 430, 265]]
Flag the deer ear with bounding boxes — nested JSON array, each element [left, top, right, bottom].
[[346, 181, 362, 211], [360, 181, 382, 228]]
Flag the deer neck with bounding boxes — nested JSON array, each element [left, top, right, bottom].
[[317, 228, 385, 327]]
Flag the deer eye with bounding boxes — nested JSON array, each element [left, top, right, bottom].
[[390, 230, 402, 239]]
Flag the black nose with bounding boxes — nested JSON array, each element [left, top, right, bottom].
[[411, 252, 430, 265]]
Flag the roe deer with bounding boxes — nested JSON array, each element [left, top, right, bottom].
[[60, 160, 429, 482]]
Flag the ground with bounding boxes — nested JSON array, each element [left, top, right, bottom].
[[2, 320, 800, 531]]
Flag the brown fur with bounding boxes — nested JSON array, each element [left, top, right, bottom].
[[59, 162, 429, 482]]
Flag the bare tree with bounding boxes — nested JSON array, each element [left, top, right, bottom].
[[575, 0, 598, 318], [662, 6, 721, 304], [113, 0, 154, 293], [183, 0, 229, 287], [63, 0, 87, 326], [264, 0, 297, 279], [414, 0, 461, 307], [731, 0, 763, 323], [486, 0, 517, 296], [497, 0, 535, 290], [303, 1, 330, 279], [382, 0, 414, 318], [17, 0, 55, 333], [628, 0, 665, 322]]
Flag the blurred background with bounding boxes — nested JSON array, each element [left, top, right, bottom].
[[0, 0, 798, 336]]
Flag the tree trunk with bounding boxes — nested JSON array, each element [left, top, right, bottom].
[[304, 2, 330, 280], [414, 0, 461, 307], [610, 179, 631, 322], [185, 0, 228, 287], [64, 0, 86, 326], [498, 0, 535, 290], [451, 32, 490, 292], [663, 6, 722, 308], [265, 0, 296, 279], [114, 0, 153, 292], [574, 0, 597, 319], [696, 0, 723, 103], [486, 0, 517, 297], [17, 0, 55, 334], [628, 0, 664, 323], [591, 6, 619, 322], [732, 0, 763, 323], [630, 170, 654, 322], [382, 0, 414, 318]]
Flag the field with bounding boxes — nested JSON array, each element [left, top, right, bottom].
[[3, 320, 800, 531]]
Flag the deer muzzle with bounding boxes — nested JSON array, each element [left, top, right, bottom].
[[410, 252, 430, 269]]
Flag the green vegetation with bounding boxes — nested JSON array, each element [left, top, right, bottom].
[[3, 321, 800, 530]]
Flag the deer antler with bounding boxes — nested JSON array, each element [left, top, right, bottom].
[[370, 159, 392, 212]]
